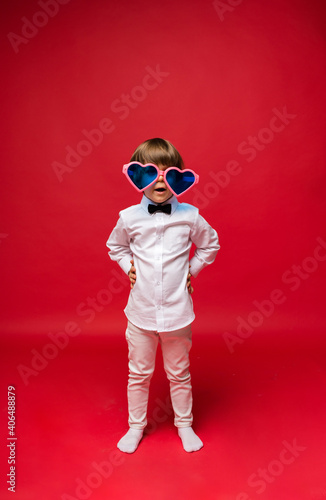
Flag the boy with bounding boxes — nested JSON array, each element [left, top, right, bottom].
[[106, 138, 220, 453]]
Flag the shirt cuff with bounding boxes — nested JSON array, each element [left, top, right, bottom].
[[119, 255, 133, 275], [189, 256, 204, 278]]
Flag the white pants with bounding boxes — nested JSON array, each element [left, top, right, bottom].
[[125, 321, 193, 429]]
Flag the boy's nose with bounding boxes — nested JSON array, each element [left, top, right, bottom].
[[158, 174, 164, 181]]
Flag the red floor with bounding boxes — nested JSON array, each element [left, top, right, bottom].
[[1, 329, 326, 500]]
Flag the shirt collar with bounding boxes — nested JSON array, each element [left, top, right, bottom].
[[141, 194, 179, 216]]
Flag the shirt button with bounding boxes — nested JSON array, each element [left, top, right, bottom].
[[157, 305, 161, 310], [157, 282, 160, 285]]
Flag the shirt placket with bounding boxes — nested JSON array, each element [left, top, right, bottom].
[[154, 213, 164, 331]]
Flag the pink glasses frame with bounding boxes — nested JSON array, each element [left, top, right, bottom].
[[122, 162, 199, 197]]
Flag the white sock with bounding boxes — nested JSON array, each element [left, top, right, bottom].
[[117, 428, 143, 454], [178, 427, 203, 453]]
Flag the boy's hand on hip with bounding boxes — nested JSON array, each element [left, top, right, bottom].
[[128, 259, 137, 289], [187, 266, 194, 294]]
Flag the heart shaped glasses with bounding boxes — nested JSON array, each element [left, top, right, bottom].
[[122, 162, 199, 197]]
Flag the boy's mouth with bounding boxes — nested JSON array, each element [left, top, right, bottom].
[[155, 187, 166, 192]]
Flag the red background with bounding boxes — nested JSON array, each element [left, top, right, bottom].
[[1, 0, 326, 499]]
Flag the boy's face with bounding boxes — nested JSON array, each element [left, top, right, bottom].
[[144, 165, 173, 204]]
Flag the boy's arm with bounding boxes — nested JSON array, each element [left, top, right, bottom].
[[189, 213, 220, 278], [106, 215, 133, 275]]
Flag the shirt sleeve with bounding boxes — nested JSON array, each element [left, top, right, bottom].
[[189, 212, 220, 278], [106, 213, 133, 275]]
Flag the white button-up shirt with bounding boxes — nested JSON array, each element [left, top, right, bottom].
[[106, 195, 220, 332]]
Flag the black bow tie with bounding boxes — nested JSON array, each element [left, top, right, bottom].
[[148, 203, 172, 215]]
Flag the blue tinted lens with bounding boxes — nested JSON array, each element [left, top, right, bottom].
[[127, 164, 157, 190], [165, 170, 195, 195]]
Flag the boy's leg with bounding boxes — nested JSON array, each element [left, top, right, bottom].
[[118, 321, 158, 453], [160, 324, 203, 452]]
